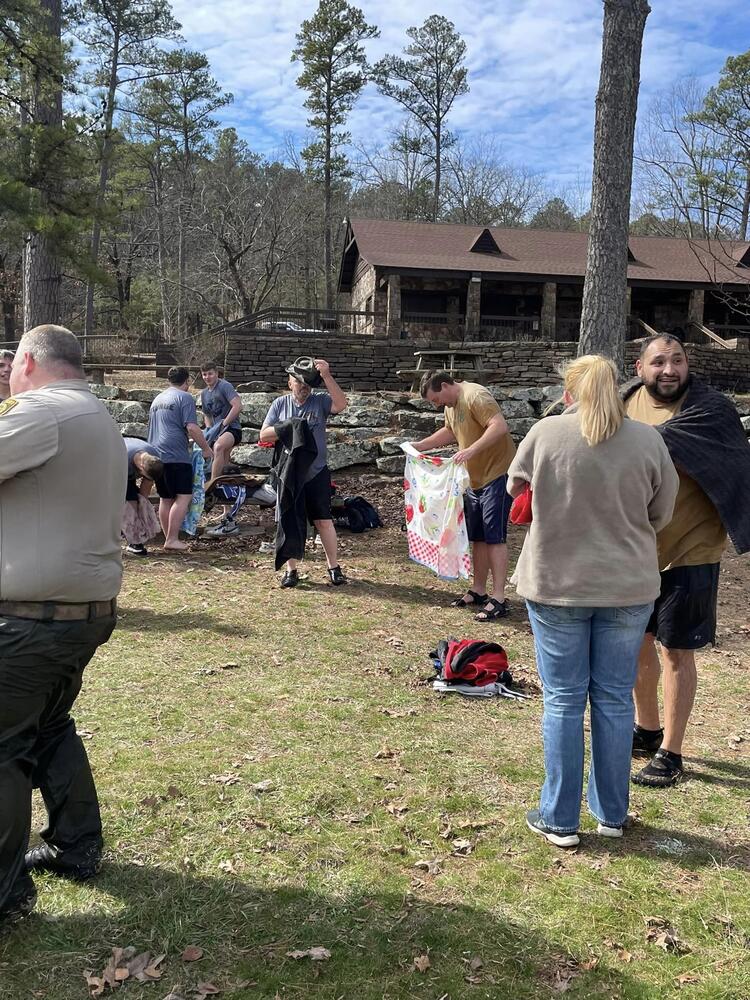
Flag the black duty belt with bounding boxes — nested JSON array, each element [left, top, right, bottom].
[[0, 599, 117, 622]]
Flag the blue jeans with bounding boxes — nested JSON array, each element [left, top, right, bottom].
[[526, 601, 653, 833]]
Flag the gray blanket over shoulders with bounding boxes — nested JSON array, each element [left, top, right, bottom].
[[622, 377, 750, 555]]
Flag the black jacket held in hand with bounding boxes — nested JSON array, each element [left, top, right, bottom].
[[270, 418, 318, 570], [622, 377, 750, 554]]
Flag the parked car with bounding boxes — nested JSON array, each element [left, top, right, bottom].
[[257, 319, 325, 335]]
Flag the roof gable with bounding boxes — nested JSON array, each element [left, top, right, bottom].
[[470, 228, 501, 255], [735, 245, 750, 268]]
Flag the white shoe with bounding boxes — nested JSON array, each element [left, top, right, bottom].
[[596, 823, 624, 838], [205, 519, 240, 538]]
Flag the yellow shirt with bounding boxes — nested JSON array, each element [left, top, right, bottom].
[[443, 382, 516, 489], [625, 386, 726, 569]]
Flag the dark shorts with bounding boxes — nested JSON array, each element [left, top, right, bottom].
[[304, 468, 333, 522], [464, 473, 512, 544], [125, 478, 140, 502], [217, 426, 242, 447], [155, 462, 193, 499], [647, 563, 720, 650]]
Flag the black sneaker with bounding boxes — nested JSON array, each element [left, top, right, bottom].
[[328, 566, 346, 586], [632, 725, 663, 757], [280, 569, 299, 588], [25, 842, 101, 881], [0, 875, 36, 926], [125, 543, 148, 556]]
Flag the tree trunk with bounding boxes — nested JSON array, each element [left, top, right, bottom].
[[740, 166, 750, 242], [433, 120, 442, 223], [22, 0, 63, 331], [84, 22, 121, 341], [578, 0, 650, 368], [324, 118, 333, 310]]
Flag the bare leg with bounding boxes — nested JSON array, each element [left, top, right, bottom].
[[211, 432, 235, 481], [471, 541, 489, 596], [633, 633, 662, 731], [164, 494, 192, 549], [485, 542, 508, 601], [158, 499, 173, 540], [314, 519, 338, 570], [660, 647, 697, 755]]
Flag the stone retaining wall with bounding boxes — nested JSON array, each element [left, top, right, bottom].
[[222, 334, 750, 393]]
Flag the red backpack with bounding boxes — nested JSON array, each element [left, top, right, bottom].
[[443, 639, 510, 687]]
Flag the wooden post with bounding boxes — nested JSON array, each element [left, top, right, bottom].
[[464, 274, 482, 340], [687, 288, 705, 329], [541, 282, 557, 340], [386, 274, 402, 340]]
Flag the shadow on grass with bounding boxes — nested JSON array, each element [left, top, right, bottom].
[[593, 823, 750, 872], [686, 756, 750, 791], [116, 608, 250, 638], [0, 862, 641, 1000]]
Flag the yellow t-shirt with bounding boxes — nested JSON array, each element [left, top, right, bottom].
[[444, 382, 516, 489], [625, 385, 726, 569]]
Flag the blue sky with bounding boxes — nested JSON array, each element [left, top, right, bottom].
[[169, 0, 750, 193]]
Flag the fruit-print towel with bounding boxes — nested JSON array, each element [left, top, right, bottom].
[[400, 442, 471, 580]]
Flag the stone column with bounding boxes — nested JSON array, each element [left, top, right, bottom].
[[540, 281, 557, 340], [464, 275, 482, 340], [386, 274, 402, 340], [688, 288, 705, 331]]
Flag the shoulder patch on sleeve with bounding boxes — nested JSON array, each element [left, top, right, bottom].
[[0, 398, 19, 417]]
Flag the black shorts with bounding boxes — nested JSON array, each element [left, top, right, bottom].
[[647, 563, 720, 650], [125, 478, 140, 502], [155, 462, 193, 499], [304, 468, 332, 522], [216, 426, 242, 447], [464, 474, 512, 544]]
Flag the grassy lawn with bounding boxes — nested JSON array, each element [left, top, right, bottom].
[[2, 505, 749, 999]]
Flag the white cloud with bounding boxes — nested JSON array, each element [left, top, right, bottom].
[[169, 0, 750, 189]]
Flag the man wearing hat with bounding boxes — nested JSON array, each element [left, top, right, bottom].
[[259, 357, 348, 587]]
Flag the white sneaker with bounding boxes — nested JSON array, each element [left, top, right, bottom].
[[596, 823, 624, 838], [205, 520, 240, 538]]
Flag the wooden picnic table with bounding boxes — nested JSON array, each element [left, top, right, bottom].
[[396, 349, 488, 392]]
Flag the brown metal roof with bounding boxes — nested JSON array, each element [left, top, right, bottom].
[[342, 217, 750, 289]]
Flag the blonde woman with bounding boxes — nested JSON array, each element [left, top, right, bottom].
[[507, 355, 679, 847]]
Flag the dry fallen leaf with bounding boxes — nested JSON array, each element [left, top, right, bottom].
[[413, 954, 431, 973], [468, 956, 483, 971], [196, 984, 221, 997], [252, 779, 276, 793], [414, 859, 442, 875], [385, 802, 409, 816], [451, 838, 473, 856], [645, 924, 691, 955], [181, 946, 203, 962], [675, 972, 701, 987], [286, 947, 331, 961], [211, 774, 240, 786]]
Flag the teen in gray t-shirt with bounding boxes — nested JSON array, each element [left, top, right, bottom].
[[201, 378, 241, 431], [262, 391, 333, 482], [147, 387, 197, 464]]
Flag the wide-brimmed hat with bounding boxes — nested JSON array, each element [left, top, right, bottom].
[[285, 356, 322, 387]]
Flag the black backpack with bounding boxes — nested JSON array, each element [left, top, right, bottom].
[[335, 496, 383, 533]]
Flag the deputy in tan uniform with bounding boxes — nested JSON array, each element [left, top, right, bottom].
[[0, 325, 125, 925]]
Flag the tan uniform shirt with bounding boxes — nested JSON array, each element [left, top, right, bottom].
[[508, 412, 679, 606], [0, 380, 126, 601], [625, 386, 726, 569], [443, 382, 516, 489]]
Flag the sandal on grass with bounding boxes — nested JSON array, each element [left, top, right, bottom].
[[449, 590, 487, 608], [632, 749, 683, 787], [474, 598, 510, 622]]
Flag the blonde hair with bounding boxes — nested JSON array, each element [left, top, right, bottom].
[[562, 354, 624, 446]]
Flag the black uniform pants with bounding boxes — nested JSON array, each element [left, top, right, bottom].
[[0, 613, 116, 910]]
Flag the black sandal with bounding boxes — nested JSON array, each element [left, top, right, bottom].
[[474, 598, 510, 622], [632, 749, 683, 787], [449, 590, 488, 608], [280, 569, 299, 588]]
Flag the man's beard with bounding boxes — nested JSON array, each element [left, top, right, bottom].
[[643, 373, 689, 402]]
